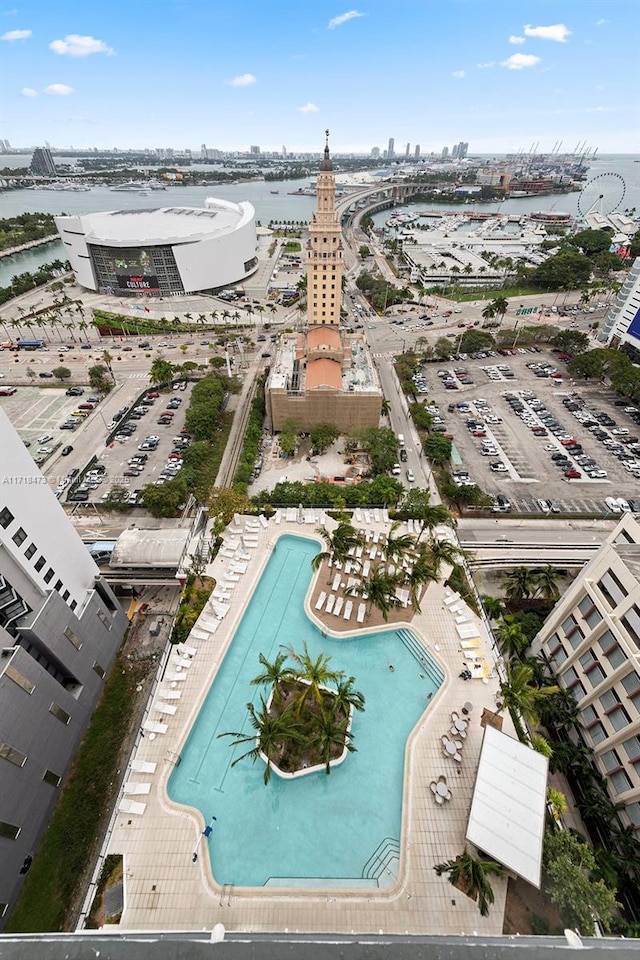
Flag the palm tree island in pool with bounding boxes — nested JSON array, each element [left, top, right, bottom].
[[220, 643, 365, 783]]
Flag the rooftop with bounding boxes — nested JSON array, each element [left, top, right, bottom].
[[60, 198, 254, 245]]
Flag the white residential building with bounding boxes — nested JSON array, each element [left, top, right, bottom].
[[0, 411, 127, 927], [598, 256, 640, 350], [531, 514, 640, 834]]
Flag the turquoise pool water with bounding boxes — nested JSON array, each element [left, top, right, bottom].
[[168, 534, 443, 888]]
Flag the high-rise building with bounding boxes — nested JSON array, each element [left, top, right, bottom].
[[452, 144, 459, 159], [371, 146, 380, 159], [387, 137, 395, 159], [531, 514, 640, 836], [250, 145, 260, 155], [29, 147, 56, 177], [441, 146, 449, 159], [282, 145, 287, 158], [405, 143, 410, 158], [598, 257, 640, 351], [201, 143, 207, 157], [0, 412, 128, 928], [414, 144, 420, 160], [307, 134, 343, 328], [266, 132, 382, 431]]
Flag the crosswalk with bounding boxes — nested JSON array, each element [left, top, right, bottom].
[[128, 373, 150, 380]]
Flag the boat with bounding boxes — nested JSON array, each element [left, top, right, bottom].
[[270, 190, 279, 194]]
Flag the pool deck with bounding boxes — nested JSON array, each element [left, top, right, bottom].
[[103, 513, 514, 935]]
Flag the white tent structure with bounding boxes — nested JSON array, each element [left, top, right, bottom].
[[466, 725, 548, 888]]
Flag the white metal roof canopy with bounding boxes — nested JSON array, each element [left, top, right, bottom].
[[465, 724, 548, 888]]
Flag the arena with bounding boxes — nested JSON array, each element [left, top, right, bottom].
[[55, 198, 258, 297]]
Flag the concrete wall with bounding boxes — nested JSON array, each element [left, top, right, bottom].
[[267, 386, 382, 432], [54, 215, 97, 290]]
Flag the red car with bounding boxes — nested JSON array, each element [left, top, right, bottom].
[[564, 469, 582, 478], [560, 438, 576, 446], [472, 430, 486, 437]]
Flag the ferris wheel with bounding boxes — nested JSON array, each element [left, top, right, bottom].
[[577, 172, 626, 221]]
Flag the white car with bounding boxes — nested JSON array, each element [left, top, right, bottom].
[[37, 446, 53, 454], [490, 462, 508, 472], [392, 463, 401, 476], [37, 434, 53, 443], [406, 469, 415, 483]]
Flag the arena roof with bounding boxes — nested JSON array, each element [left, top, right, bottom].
[[72, 199, 254, 246], [306, 358, 342, 390], [110, 527, 190, 568]]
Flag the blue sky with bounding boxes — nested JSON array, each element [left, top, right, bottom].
[[1, 0, 638, 154]]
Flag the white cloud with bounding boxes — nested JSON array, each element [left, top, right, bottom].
[[477, 61, 495, 69], [225, 73, 256, 87], [452, 70, 465, 79], [1, 28, 31, 41], [508, 35, 525, 45], [45, 83, 74, 96], [501, 53, 541, 70], [524, 23, 571, 43], [328, 10, 364, 29], [49, 34, 114, 57], [596, 18, 609, 26], [21, 87, 37, 97], [298, 102, 319, 113]]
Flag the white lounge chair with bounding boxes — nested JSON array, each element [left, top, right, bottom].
[[119, 798, 146, 816], [357, 603, 366, 624], [124, 781, 151, 795], [177, 643, 196, 657], [334, 597, 344, 617], [142, 719, 168, 734], [154, 702, 177, 716], [131, 759, 157, 774], [343, 601, 353, 621], [156, 689, 181, 700], [259, 514, 269, 528], [315, 591, 327, 610], [325, 595, 335, 614], [331, 573, 341, 591]]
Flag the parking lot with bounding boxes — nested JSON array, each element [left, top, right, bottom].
[[67, 381, 193, 506], [0, 385, 109, 468], [420, 348, 640, 515]]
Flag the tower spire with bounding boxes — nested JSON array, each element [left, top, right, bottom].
[[320, 128, 332, 171]]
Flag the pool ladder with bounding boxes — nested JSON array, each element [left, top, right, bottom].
[[397, 629, 445, 686], [219, 883, 234, 906], [361, 837, 400, 883]]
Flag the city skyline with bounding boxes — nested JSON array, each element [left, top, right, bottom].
[[0, 0, 638, 154]]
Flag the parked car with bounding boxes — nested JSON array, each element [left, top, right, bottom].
[[61, 445, 73, 456], [38, 372, 54, 378], [66, 387, 84, 396]]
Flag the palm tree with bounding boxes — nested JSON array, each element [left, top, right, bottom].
[[288, 643, 342, 717], [423, 537, 462, 580], [495, 620, 529, 660], [311, 523, 364, 582], [482, 302, 496, 323], [402, 547, 437, 613], [481, 594, 506, 621], [533, 565, 561, 601], [491, 295, 509, 325], [381, 521, 415, 564], [498, 661, 559, 742], [332, 675, 366, 717], [412, 500, 457, 545], [250, 651, 292, 707], [314, 709, 354, 774], [219, 697, 304, 784], [434, 849, 505, 917], [502, 566, 538, 604], [346, 563, 403, 621]]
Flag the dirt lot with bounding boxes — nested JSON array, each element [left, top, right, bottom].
[[423, 349, 640, 515]]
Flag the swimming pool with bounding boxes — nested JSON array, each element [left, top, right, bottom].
[[168, 534, 443, 888]]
